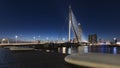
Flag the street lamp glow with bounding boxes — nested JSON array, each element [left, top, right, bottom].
[[46, 37, 49, 43], [78, 23, 81, 26], [113, 37, 116, 40], [38, 35, 40, 38], [57, 37, 58, 40], [33, 36, 36, 42], [38, 35, 40, 40], [62, 38, 65, 41], [15, 35, 18, 38], [15, 35, 18, 43], [46, 37, 48, 40]]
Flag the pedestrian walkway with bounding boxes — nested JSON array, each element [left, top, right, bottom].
[[65, 53, 120, 68]]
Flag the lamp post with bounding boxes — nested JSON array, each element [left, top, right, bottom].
[[113, 37, 117, 44], [62, 37, 65, 43], [33, 36, 36, 43], [46, 37, 49, 43], [38, 36, 40, 40], [15, 35, 18, 43]]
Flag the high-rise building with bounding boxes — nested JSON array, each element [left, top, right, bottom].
[[88, 34, 97, 44]]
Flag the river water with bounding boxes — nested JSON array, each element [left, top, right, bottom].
[[56, 45, 120, 55], [0, 45, 119, 68]]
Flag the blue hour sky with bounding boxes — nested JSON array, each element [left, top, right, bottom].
[[0, 0, 120, 41]]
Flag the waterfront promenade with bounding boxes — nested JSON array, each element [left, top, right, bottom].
[[65, 46, 120, 68]]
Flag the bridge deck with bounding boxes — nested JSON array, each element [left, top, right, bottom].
[[0, 43, 42, 46]]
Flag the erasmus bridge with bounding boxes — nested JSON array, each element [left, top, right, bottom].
[[0, 6, 120, 68], [0, 5, 83, 52], [68, 6, 82, 43], [0, 6, 83, 46]]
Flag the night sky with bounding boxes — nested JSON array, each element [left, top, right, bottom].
[[0, 0, 120, 41]]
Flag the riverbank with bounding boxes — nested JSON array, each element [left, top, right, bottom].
[[65, 53, 120, 68]]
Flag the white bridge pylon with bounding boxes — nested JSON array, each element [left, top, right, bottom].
[[68, 6, 82, 43]]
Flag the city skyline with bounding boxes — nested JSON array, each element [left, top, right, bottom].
[[0, 0, 120, 41]]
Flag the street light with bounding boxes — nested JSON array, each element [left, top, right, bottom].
[[62, 37, 65, 43], [38, 35, 40, 40], [46, 37, 48, 40], [33, 36, 36, 42], [63, 38, 65, 41], [113, 37, 117, 44], [15, 35, 18, 43], [38, 35, 40, 38], [46, 37, 49, 43]]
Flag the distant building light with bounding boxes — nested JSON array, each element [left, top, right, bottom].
[[113, 37, 117, 40], [78, 23, 80, 26]]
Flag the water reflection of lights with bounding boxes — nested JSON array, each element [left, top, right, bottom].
[[68, 48, 71, 54], [58, 47, 72, 54], [58, 47, 60, 53], [62, 47, 66, 54], [45, 46, 119, 55], [46, 50, 50, 52], [84, 46, 88, 53], [113, 47, 117, 54], [101, 45, 105, 53]]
